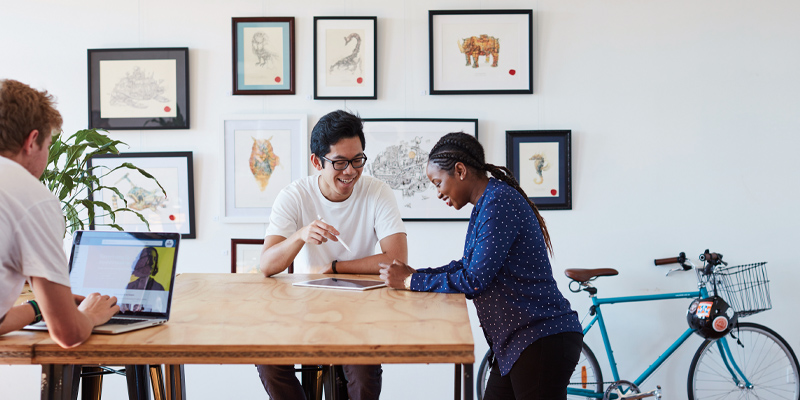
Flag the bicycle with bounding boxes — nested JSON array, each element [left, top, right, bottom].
[[475, 250, 800, 399]]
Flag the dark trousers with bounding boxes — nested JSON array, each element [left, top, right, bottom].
[[483, 332, 583, 400], [255, 364, 382, 400]]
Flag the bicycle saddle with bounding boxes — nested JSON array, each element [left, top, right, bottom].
[[564, 268, 619, 282]]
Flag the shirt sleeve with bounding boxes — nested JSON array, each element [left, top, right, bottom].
[[372, 181, 406, 241], [18, 198, 70, 287], [410, 196, 520, 295], [264, 188, 301, 239]]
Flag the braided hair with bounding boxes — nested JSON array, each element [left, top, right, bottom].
[[428, 132, 553, 255]]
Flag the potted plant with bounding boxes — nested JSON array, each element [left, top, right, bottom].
[[39, 128, 164, 236]]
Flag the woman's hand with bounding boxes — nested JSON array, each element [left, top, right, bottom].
[[379, 260, 416, 289]]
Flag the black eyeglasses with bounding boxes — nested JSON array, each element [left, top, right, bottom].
[[319, 155, 368, 171]]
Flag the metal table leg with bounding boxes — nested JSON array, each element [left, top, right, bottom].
[[41, 364, 80, 400], [125, 365, 151, 400]]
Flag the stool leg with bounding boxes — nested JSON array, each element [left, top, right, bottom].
[[80, 366, 103, 400], [41, 364, 80, 400], [301, 365, 324, 400], [125, 365, 151, 400], [149, 365, 166, 400], [164, 365, 186, 400]]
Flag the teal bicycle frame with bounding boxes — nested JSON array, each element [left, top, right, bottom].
[[567, 285, 753, 398]]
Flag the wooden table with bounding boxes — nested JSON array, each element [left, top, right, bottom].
[[5, 273, 475, 399]]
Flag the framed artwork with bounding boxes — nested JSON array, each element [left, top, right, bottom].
[[362, 118, 478, 221], [506, 130, 572, 210], [88, 48, 190, 129], [88, 152, 197, 238], [313, 16, 377, 100], [232, 17, 295, 95], [231, 239, 264, 274], [222, 114, 308, 223], [429, 10, 533, 95]]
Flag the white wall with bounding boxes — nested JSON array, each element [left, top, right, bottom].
[[2, 1, 800, 399]]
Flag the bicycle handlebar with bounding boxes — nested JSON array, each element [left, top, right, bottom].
[[654, 252, 687, 266]]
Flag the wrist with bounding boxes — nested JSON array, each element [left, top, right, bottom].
[[331, 260, 338, 274], [403, 274, 413, 290], [27, 300, 43, 324]]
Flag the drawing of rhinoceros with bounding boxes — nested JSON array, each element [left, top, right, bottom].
[[457, 34, 499, 68]]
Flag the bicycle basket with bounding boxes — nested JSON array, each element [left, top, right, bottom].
[[712, 262, 771, 317]]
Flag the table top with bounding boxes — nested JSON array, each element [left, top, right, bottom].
[[3, 273, 474, 366]]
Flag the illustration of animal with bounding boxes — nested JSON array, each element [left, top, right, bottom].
[[252, 32, 277, 67], [329, 32, 362, 73], [114, 173, 168, 212], [457, 34, 500, 68], [249, 137, 281, 191], [529, 153, 550, 185], [110, 66, 169, 109]]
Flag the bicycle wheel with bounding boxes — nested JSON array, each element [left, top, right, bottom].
[[476, 349, 491, 400], [688, 322, 800, 400], [568, 343, 604, 399]]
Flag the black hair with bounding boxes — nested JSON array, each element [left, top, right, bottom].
[[310, 110, 366, 166], [428, 132, 553, 255]]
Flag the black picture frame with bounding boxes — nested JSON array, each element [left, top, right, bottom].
[[88, 152, 197, 239], [362, 118, 478, 221], [232, 17, 295, 95], [313, 16, 378, 100], [429, 9, 533, 95], [88, 48, 189, 130], [506, 130, 572, 210]]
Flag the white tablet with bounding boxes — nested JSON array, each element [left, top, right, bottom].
[[292, 277, 387, 291]]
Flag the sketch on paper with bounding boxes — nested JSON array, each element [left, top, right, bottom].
[[249, 137, 281, 191], [234, 129, 291, 209], [458, 34, 500, 68], [519, 142, 560, 198], [112, 173, 168, 212], [528, 153, 550, 185], [99, 59, 177, 119], [368, 137, 431, 198], [325, 29, 365, 87], [252, 32, 278, 68], [243, 27, 284, 86], [109, 66, 170, 109], [330, 33, 362, 73]]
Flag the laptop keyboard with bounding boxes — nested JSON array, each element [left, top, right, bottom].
[[102, 318, 149, 326]]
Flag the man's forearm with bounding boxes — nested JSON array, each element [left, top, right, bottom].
[[0, 304, 36, 335], [260, 234, 304, 276]]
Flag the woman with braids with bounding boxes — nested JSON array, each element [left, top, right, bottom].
[[380, 132, 582, 400]]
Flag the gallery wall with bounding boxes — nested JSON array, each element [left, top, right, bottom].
[[2, 0, 800, 399]]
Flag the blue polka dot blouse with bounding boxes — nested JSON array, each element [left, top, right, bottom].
[[411, 178, 582, 376]]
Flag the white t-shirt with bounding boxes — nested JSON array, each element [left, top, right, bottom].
[[0, 156, 71, 319], [265, 175, 405, 273]]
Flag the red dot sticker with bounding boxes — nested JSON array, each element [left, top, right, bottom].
[[509, 69, 516, 76], [357, 77, 363, 84], [275, 76, 282, 83], [550, 189, 558, 196], [169, 215, 176, 221], [164, 106, 171, 112]]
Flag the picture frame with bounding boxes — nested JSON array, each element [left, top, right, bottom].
[[362, 118, 478, 221], [88, 48, 190, 130], [429, 10, 533, 95], [313, 16, 377, 100], [506, 130, 572, 210], [232, 17, 295, 95], [88, 152, 197, 238], [231, 238, 265, 274], [222, 114, 308, 223]]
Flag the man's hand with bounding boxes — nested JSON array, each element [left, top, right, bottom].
[[298, 219, 340, 245], [77, 293, 119, 326], [379, 260, 416, 289], [72, 294, 85, 306]]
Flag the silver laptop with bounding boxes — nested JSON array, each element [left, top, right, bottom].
[[26, 230, 180, 334]]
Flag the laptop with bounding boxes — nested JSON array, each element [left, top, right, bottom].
[[26, 230, 180, 334]]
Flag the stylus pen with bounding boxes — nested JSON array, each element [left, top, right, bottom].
[[317, 215, 352, 252]]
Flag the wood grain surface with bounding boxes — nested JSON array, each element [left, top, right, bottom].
[[30, 273, 474, 365]]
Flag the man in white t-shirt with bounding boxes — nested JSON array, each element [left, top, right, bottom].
[[0, 79, 119, 348], [256, 110, 407, 400]]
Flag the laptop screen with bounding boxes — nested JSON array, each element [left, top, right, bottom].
[[68, 231, 180, 318]]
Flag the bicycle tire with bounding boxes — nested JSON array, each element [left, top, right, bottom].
[[476, 343, 604, 400], [687, 322, 800, 400], [569, 342, 604, 399]]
